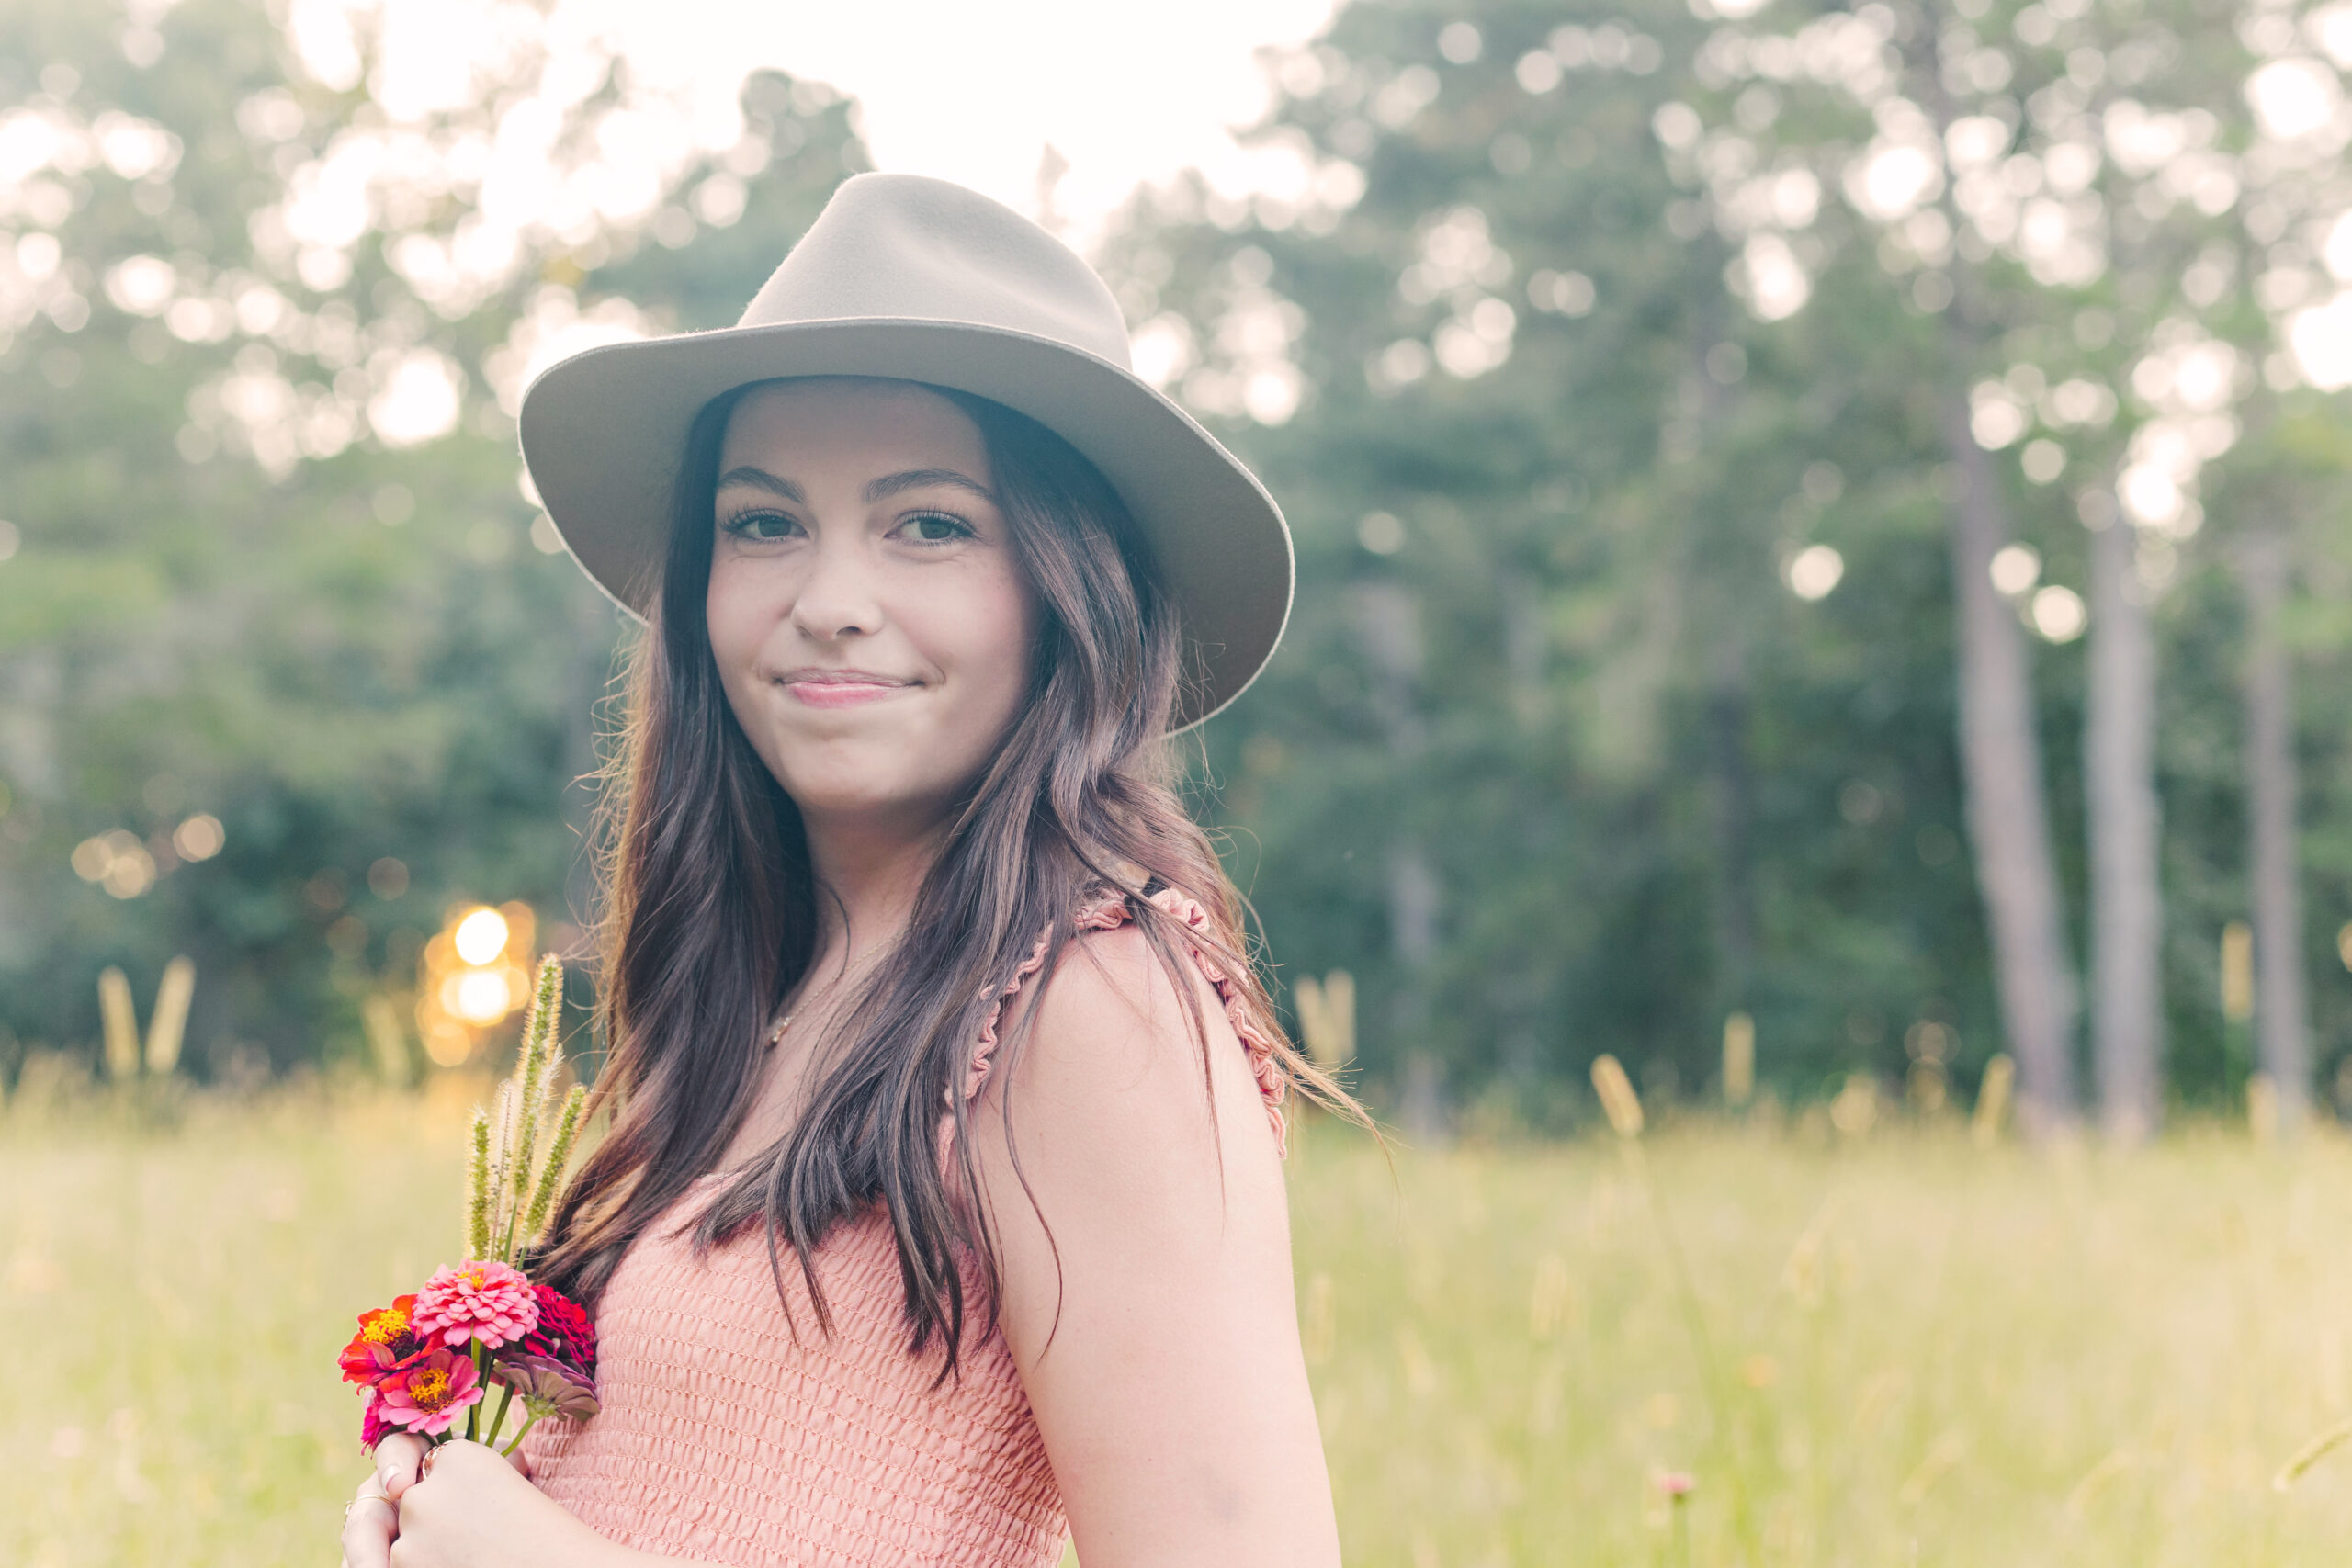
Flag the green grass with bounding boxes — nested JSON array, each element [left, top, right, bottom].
[[6, 1088, 2351, 1565]]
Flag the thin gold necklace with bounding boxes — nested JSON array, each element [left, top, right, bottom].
[[764, 952, 874, 1049]]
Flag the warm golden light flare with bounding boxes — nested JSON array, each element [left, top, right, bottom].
[[173, 813, 225, 861], [453, 906, 509, 965], [421, 1021, 474, 1067], [447, 967, 514, 1025]]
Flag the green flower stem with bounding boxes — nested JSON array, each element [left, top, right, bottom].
[[465, 1340, 490, 1442], [500, 1409, 542, 1458], [481, 1380, 515, 1451]]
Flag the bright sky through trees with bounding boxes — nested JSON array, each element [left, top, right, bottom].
[[282, 0, 1341, 250]]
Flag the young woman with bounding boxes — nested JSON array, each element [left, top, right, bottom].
[[340, 175, 1354, 1568]]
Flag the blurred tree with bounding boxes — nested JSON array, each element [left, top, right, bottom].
[[1666, 0, 2106, 1132], [1102, 0, 2017, 1122], [1105, 0, 2352, 1127], [6, 0, 2347, 1124], [2211, 403, 2352, 1123], [0, 0, 863, 1077]]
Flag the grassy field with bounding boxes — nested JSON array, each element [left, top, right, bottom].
[[5, 1086, 2351, 1565]]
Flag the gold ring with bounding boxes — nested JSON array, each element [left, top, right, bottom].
[[344, 1493, 389, 1521], [419, 1444, 439, 1478]]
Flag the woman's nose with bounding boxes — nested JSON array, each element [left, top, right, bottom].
[[789, 534, 884, 642]]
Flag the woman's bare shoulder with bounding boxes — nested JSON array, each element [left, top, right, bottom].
[[968, 914, 1281, 1203]]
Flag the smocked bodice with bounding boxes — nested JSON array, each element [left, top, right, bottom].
[[521, 891, 1286, 1566]]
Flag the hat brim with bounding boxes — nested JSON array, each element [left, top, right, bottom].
[[517, 319, 1293, 733]]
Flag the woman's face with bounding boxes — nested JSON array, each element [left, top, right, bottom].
[[706, 378, 1037, 837]]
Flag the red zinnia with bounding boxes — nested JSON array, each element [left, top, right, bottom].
[[339, 1295, 426, 1386], [521, 1283, 597, 1377]]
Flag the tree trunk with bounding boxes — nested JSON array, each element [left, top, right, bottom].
[[1353, 581, 1445, 1136], [2241, 528, 2310, 1122], [1938, 376, 2080, 1133], [1706, 636, 1755, 1014], [2084, 512, 2163, 1141]]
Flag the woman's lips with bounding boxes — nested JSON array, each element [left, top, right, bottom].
[[779, 671, 916, 708]]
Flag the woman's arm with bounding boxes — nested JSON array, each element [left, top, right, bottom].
[[970, 923, 1343, 1568]]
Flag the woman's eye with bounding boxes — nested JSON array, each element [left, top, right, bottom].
[[722, 511, 800, 541], [902, 513, 974, 544]]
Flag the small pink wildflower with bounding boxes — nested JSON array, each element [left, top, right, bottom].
[[412, 1259, 539, 1349], [372, 1347, 484, 1437], [1653, 1470, 1697, 1499], [359, 1392, 394, 1451]]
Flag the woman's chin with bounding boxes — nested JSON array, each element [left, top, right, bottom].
[[781, 773, 959, 831]]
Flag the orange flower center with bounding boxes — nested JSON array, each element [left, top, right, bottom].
[[407, 1369, 452, 1411], [363, 1307, 411, 1344]]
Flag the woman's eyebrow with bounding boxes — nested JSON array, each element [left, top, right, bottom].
[[863, 468, 994, 504], [715, 466, 806, 502]]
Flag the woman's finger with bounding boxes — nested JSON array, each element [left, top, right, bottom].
[[375, 1432, 427, 1499], [339, 1489, 398, 1568]]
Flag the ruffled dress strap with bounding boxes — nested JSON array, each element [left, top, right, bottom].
[[953, 888, 1289, 1158]]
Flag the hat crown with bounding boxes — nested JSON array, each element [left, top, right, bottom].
[[736, 174, 1134, 369]]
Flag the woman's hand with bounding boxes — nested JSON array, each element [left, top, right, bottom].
[[339, 1451, 401, 1568], [371, 1437, 616, 1568], [341, 1433, 568, 1568]]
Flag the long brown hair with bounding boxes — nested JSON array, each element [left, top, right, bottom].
[[534, 378, 1356, 1376]]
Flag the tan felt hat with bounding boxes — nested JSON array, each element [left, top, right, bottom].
[[517, 172, 1293, 731]]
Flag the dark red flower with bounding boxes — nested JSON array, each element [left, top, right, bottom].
[[339, 1295, 427, 1386], [522, 1283, 596, 1377]]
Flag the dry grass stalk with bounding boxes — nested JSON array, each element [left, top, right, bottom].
[[144, 958, 195, 1075], [1722, 1012, 1755, 1107], [97, 968, 139, 1082], [1590, 1054, 1645, 1139], [1973, 1055, 2015, 1147]]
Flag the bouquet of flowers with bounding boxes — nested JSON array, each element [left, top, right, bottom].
[[338, 956, 599, 1455]]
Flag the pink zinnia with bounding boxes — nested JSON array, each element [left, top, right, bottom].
[[412, 1260, 539, 1349], [372, 1347, 483, 1437]]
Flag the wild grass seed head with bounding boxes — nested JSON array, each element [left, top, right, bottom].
[[467, 1105, 493, 1260], [506, 957, 565, 1235], [524, 1083, 588, 1247]]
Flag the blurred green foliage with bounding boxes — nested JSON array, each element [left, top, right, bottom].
[[1103, 0, 2352, 1120], [0, 0, 862, 1077], [2, 0, 2349, 1125]]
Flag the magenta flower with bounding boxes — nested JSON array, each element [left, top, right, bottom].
[[359, 1393, 394, 1451], [372, 1347, 484, 1437], [412, 1260, 539, 1349]]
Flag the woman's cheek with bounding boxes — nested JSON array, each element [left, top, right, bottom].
[[948, 581, 1037, 747]]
